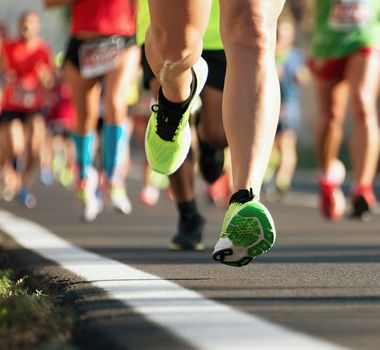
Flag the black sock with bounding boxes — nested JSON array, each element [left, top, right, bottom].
[[177, 199, 200, 222], [158, 69, 196, 112]]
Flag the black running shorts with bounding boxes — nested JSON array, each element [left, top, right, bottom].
[[64, 35, 136, 71], [0, 110, 42, 125]]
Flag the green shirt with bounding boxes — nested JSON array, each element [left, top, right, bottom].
[[137, 0, 223, 50], [136, 0, 150, 46], [311, 0, 380, 59], [203, 0, 223, 50]]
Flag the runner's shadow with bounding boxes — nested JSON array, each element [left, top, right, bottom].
[[4, 244, 380, 266]]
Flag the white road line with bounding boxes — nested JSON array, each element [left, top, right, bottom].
[[0, 209, 348, 350]]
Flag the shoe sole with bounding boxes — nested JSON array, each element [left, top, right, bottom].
[[83, 199, 103, 222], [212, 251, 253, 267], [213, 202, 276, 267], [114, 206, 132, 215], [112, 197, 132, 214]]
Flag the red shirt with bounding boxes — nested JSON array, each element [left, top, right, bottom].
[[2, 39, 52, 111], [46, 80, 77, 130], [71, 0, 136, 36]]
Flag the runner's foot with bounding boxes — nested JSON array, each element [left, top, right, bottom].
[[319, 159, 346, 220], [169, 214, 205, 251], [213, 189, 276, 267], [145, 57, 208, 175], [350, 184, 377, 221], [77, 167, 103, 222]]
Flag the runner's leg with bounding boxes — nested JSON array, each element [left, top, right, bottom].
[[22, 113, 45, 189], [346, 50, 380, 217], [103, 46, 140, 185], [314, 72, 349, 220], [315, 78, 348, 173], [101, 46, 140, 214], [346, 52, 380, 186], [145, 0, 211, 102], [212, 0, 285, 266], [219, 0, 285, 195], [275, 129, 298, 193], [64, 61, 102, 221], [64, 61, 100, 180]]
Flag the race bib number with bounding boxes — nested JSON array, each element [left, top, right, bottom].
[[79, 36, 122, 78], [9, 86, 38, 109], [329, 0, 372, 31]]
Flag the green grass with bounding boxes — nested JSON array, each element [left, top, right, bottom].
[[0, 270, 76, 349]]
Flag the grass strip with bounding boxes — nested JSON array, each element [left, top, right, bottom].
[[0, 270, 76, 349]]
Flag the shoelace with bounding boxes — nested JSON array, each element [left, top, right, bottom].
[[152, 103, 182, 141]]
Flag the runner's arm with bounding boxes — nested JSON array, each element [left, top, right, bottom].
[[44, 0, 72, 8], [0, 49, 2, 77], [38, 47, 55, 90], [0, 42, 5, 79], [295, 65, 310, 85]]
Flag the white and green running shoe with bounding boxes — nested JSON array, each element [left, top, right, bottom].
[[110, 185, 132, 215], [213, 189, 276, 267], [77, 167, 103, 223], [145, 57, 208, 175]]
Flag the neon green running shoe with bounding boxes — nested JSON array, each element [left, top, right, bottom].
[[213, 189, 276, 267], [145, 57, 208, 175], [59, 168, 74, 189]]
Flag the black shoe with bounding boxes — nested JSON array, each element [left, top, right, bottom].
[[169, 214, 205, 251], [198, 137, 225, 184], [349, 186, 376, 221], [350, 195, 372, 221]]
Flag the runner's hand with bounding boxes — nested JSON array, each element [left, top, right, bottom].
[[37, 62, 54, 89]]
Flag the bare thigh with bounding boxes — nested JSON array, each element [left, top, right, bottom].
[[64, 61, 101, 134], [219, 0, 285, 46], [147, 0, 211, 58], [315, 77, 348, 123], [146, 0, 211, 81], [345, 52, 380, 121], [5, 119, 25, 158], [24, 113, 46, 155], [103, 45, 141, 124]]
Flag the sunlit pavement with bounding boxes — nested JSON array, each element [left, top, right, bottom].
[[0, 168, 379, 350]]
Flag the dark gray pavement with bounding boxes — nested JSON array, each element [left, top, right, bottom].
[[0, 170, 379, 350]]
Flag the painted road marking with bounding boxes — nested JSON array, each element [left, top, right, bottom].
[[0, 209, 348, 350]]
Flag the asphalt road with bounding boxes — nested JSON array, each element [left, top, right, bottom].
[[0, 170, 379, 350]]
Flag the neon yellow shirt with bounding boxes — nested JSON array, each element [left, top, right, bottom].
[[137, 0, 223, 50], [203, 0, 223, 50], [136, 0, 150, 46]]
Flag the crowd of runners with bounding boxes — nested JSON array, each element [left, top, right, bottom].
[[0, 0, 379, 266]]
